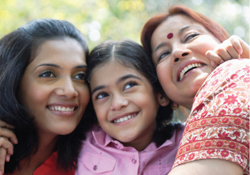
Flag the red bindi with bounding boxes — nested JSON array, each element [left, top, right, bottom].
[[167, 33, 173, 39]]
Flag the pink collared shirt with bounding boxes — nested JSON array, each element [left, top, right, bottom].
[[76, 125, 184, 175]]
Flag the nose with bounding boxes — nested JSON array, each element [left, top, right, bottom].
[[55, 77, 78, 98], [110, 93, 128, 111], [172, 46, 191, 63]]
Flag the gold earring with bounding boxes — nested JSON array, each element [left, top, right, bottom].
[[171, 103, 179, 110]]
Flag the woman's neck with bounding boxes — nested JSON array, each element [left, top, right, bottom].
[[13, 133, 58, 175]]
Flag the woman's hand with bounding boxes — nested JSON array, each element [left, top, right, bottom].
[[206, 35, 250, 67], [0, 121, 18, 174]]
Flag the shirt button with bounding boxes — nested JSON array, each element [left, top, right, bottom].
[[131, 158, 137, 164], [93, 165, 98, 170]]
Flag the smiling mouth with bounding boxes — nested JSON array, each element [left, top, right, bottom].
[[178, 63, 204, 81], [112, 113, 137, 123], [48, 106, 77, 112]]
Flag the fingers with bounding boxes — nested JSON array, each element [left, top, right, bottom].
[[0, 121, 14, 129], [0, 120, 17, 145], [0, 148, 7, 175], [0, 127, 18, 145], [206, 35, 244, 67], [206, 50, 220, 68], [0, 137, 16, 175], [0, 137, 14, 157], [0, 121, 18, 175]]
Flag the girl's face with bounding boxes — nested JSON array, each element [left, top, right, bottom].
[[151, 14, 220, 109], [19, 38, 90, 137], [90, 60, 163, 150]]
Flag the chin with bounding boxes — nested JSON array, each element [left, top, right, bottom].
[[56, 125, 78, 135]]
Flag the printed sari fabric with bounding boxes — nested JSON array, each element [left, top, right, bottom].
[[173, 59, 250, 175]]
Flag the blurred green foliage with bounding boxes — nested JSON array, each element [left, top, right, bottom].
[[0, 0, 248, 121], [0, 0, 248, 50]]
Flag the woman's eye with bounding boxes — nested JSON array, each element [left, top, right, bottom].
[[184, 33, 199, 42], [158, 51, 170, 62], [39, 71, 55, 78], [96, 92, 108, 99], [124, 81, 137, 90], [74, 72, 86, 81]]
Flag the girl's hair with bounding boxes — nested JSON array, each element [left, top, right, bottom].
[[0, 18, 93, 173], [87, 40, 181, 147], [141, 4, 229, 57]]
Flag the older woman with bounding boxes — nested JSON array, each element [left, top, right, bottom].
[[141, 5, 249, 175]]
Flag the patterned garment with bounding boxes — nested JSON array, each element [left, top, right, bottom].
[[173, 59, 250, 175]]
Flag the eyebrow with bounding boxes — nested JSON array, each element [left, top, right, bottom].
[[178, 25, 190, 35], [91, 74, 142, 94], [153, 25, 191, 54], [33, 64, 87, 71]]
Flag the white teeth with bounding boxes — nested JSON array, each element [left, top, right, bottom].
[[179, 63, 202, 81], [113, 114, 137, 123], [49, 106, 75, 112]]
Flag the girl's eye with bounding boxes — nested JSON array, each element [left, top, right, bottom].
[[124, 81, 137, 90], [184, 33, 199, 42], [158, 51, 171, 62], [74, 72, 86, 81], [95, 92, 109, 99], [39, 71, 55, 78]]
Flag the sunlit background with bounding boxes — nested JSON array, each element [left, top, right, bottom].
[[0, 0, 249, 50], [0, 0, 249, 121]]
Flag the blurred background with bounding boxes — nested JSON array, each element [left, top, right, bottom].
[[0, 0, 249, 121], [0, 0, 249, 50]]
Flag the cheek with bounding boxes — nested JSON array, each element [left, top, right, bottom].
[[93, 103, 106, 122], [156, 63, 172, 87], [195, 37, 220, 54], [20, 84, 49, 108], [78, 85, 90, 106]]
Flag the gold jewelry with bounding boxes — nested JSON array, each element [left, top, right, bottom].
[[171, 103, 179, 110]]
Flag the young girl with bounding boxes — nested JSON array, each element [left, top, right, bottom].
[[76, 40, 184, 174]]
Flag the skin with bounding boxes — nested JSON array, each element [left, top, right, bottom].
[[6, 38, 90, 174], [150, 14, 247, 175], [90, 60, 168, 151], [151, 14, 220, 110], [151, 14, 250, 110], [19, 38, 89, 137]]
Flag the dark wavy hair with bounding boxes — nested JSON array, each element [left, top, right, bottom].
[[87, 40, 181, 147], [0, 19, 95, 173]]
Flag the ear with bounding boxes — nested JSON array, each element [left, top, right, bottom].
[[156, 93, 170, 107]]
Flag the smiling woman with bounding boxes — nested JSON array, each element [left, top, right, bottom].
[[0, 19, 94, 174], [141, 4, 250, 175]]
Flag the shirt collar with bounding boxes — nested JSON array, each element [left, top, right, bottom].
[[92, 125, 180, 151]]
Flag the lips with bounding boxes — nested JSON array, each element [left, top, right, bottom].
[[177, 61, 205, 81], [112, 112, 138, 124]]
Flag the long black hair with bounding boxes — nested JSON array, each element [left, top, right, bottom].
[[0, 18, 94, 173], [87, 40, 181, 147]]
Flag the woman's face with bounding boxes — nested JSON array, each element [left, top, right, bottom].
[[19, 38, 90, 137], [90, 60, 161, 150], [151, 14, 220, 109]]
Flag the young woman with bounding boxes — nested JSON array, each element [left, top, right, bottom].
[[0, 19, 95, 174], [76, 40, 184, 174], [141, 5, 249, 175]]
